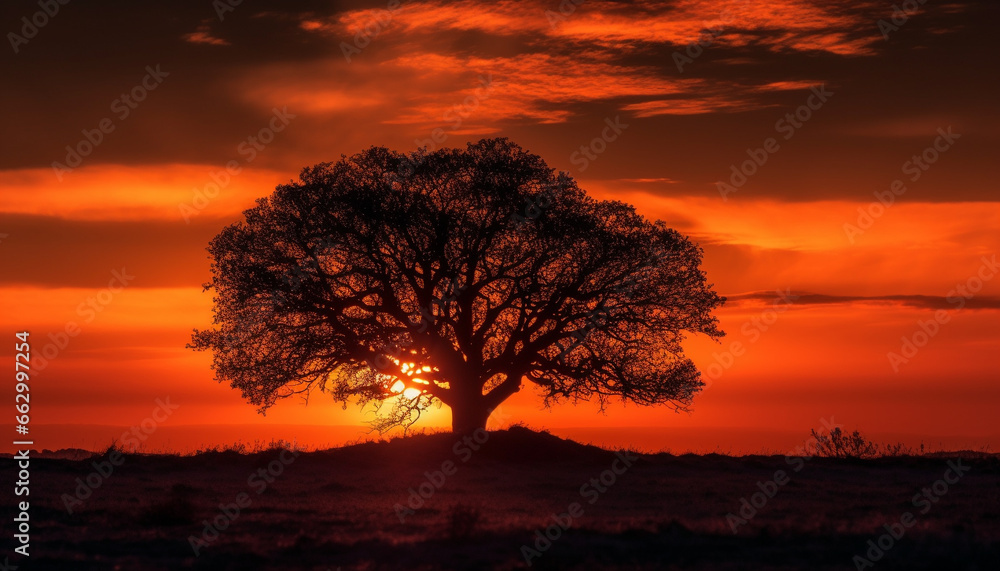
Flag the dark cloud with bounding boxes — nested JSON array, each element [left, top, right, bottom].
[[0, 212, 226, 287], [727, 291, 1000, 310], [1, 0, 350, 169], [0, 0, 996, 202]]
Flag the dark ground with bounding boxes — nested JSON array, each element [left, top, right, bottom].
[[3, 427, 998, 570]]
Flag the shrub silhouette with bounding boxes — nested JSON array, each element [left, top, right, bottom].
[[811, 427, 914, 458]]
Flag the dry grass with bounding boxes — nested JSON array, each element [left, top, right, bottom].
[[3, 426, 997, 570]]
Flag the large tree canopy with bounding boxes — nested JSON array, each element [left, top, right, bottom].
[[190, 138, 724, 433]]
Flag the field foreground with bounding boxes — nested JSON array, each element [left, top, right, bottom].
[[3, 427, 998, 570]]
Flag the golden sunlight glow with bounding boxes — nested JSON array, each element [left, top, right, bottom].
[[386, 362, 433, 400]]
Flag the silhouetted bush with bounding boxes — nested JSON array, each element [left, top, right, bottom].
[[811, 427, 915, 458], [193, 438, 299, 455]]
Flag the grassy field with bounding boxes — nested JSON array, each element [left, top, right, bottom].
[[4, 427, 998, 570]]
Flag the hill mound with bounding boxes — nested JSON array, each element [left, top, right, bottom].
[[321, 425, 622, 466]]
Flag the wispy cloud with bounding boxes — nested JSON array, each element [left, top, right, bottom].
[[282, 0, 890, 125], [726, 292, 1000, 310], [313, 0, 885, 56], [182, 25, 230, 46]]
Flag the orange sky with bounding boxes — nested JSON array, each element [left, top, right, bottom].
[[1, 0, 997, 453]]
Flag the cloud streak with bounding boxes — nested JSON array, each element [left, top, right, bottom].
[[726, 291, 1000, 310]]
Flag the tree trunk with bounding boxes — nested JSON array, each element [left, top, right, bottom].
[[450, 397, 492, 435], [449, 373, 522, 434]]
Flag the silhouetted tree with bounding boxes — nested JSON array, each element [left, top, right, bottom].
[[190, 139, 724, 434]]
